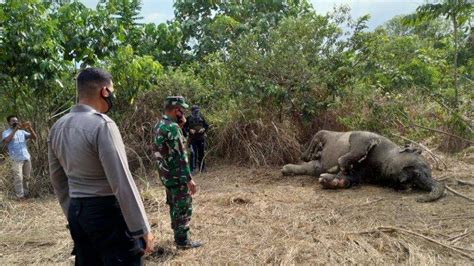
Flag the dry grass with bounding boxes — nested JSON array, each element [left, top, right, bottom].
[[212, 119, 301, 166], [0, 158, 14, 199], [0, 157, 50, 199], [1, 156, 473, 264]]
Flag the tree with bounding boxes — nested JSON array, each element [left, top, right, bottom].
[[0, 0, 72, 116], [384, 15, 450, 40], [403, 0, 474, 109], [55, 1, 118, 66], [223, 10, 364, 122], [173, 0, 311, 60], [135, 21, 186, 67], [106, 45, 163, 107], [103, 0, 143, 47]]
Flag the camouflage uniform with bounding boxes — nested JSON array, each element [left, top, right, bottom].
[[154, 97, 193, 245]]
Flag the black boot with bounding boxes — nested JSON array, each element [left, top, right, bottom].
[[176, 240, 203, 250]]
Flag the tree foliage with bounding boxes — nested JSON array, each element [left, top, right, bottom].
[[0, 0, 472, 162], [403, 0, 474, 109], [173, 0, 311, 60]]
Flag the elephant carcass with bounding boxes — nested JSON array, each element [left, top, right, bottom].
[[281, 130, 445, 202]]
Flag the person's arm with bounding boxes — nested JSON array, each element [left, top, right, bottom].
[[173, 126, 197, 194], [22, 122, 37, 141], [202, 117, 209, 131], [97, 120, 152, 238], [2, 128, 18, 145], [198, 117, 209, 134], [48, 137, 70, 217], [153, 124, 167, 168], [173, 126, 192, 181]]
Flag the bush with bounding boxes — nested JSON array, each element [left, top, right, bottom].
[[438, 112, 473, 152], [211, 118, 301, 166]]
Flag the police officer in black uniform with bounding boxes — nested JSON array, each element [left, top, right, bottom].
[[184, 105, 209, 173]]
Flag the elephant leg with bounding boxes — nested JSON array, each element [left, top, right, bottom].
[[282, 160, 322, 176], [318, 161, 366, 189], [337, 134, 380, 173], [319, 173, 349, 189], [327, 135, 379, 189]]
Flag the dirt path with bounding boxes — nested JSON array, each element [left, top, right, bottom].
[[1, 162, 473, 264]]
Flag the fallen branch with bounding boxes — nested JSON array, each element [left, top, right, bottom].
[[409, 123, 474, 144], [435, 176, 452, 181], [446, 185, 474, 202], [377, 226, 474, 260], [447, 229, 468, 241], [456, 179, 474, 187], [391, 133, 447, 170], [448, 230, 470, 244], [452, 246, 474, 253], [346, 229, 379, 235]]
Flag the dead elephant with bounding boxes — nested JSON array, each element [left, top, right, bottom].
[[281, 130, 445, 202]]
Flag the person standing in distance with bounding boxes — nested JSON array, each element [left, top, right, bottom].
[[154, 96, 202, 249], [48, 67, 154, 265], [2, 115, 37, 200], [184, 105, 209, 173]]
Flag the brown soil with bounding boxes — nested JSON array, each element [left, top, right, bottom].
[[1, 158, 473, 264]]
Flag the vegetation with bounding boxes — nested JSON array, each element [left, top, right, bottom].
[[0, 0, 472, 182], [0, 2, 473, 263]]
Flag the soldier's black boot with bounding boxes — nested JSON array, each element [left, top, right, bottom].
[[176, 240, 203, 250]]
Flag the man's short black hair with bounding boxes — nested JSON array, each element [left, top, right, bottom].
[[77, 67, 112, 98], [6, 115, 17, 123]]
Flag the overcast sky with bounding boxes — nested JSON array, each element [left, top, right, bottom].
[[80, 0, 424, 29]]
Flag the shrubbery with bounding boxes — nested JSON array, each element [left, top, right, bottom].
[[0, 1, 472, 196]]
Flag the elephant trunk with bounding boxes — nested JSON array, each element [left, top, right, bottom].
[[415, 173, 445, 202]]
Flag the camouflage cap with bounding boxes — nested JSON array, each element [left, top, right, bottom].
[[164, 96, 189, 109]]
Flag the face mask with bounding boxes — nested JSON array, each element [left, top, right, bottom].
[[192, 109, 200, 118], [101, 88, 115, 113]]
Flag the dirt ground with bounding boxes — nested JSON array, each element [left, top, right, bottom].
[[0, 156, 473, 264]]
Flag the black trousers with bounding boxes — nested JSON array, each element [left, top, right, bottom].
[[190, 139, 205, 172], [68, 196, 145, 266]]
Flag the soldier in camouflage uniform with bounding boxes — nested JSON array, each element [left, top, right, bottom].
[[154, 96, 202, 250]]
